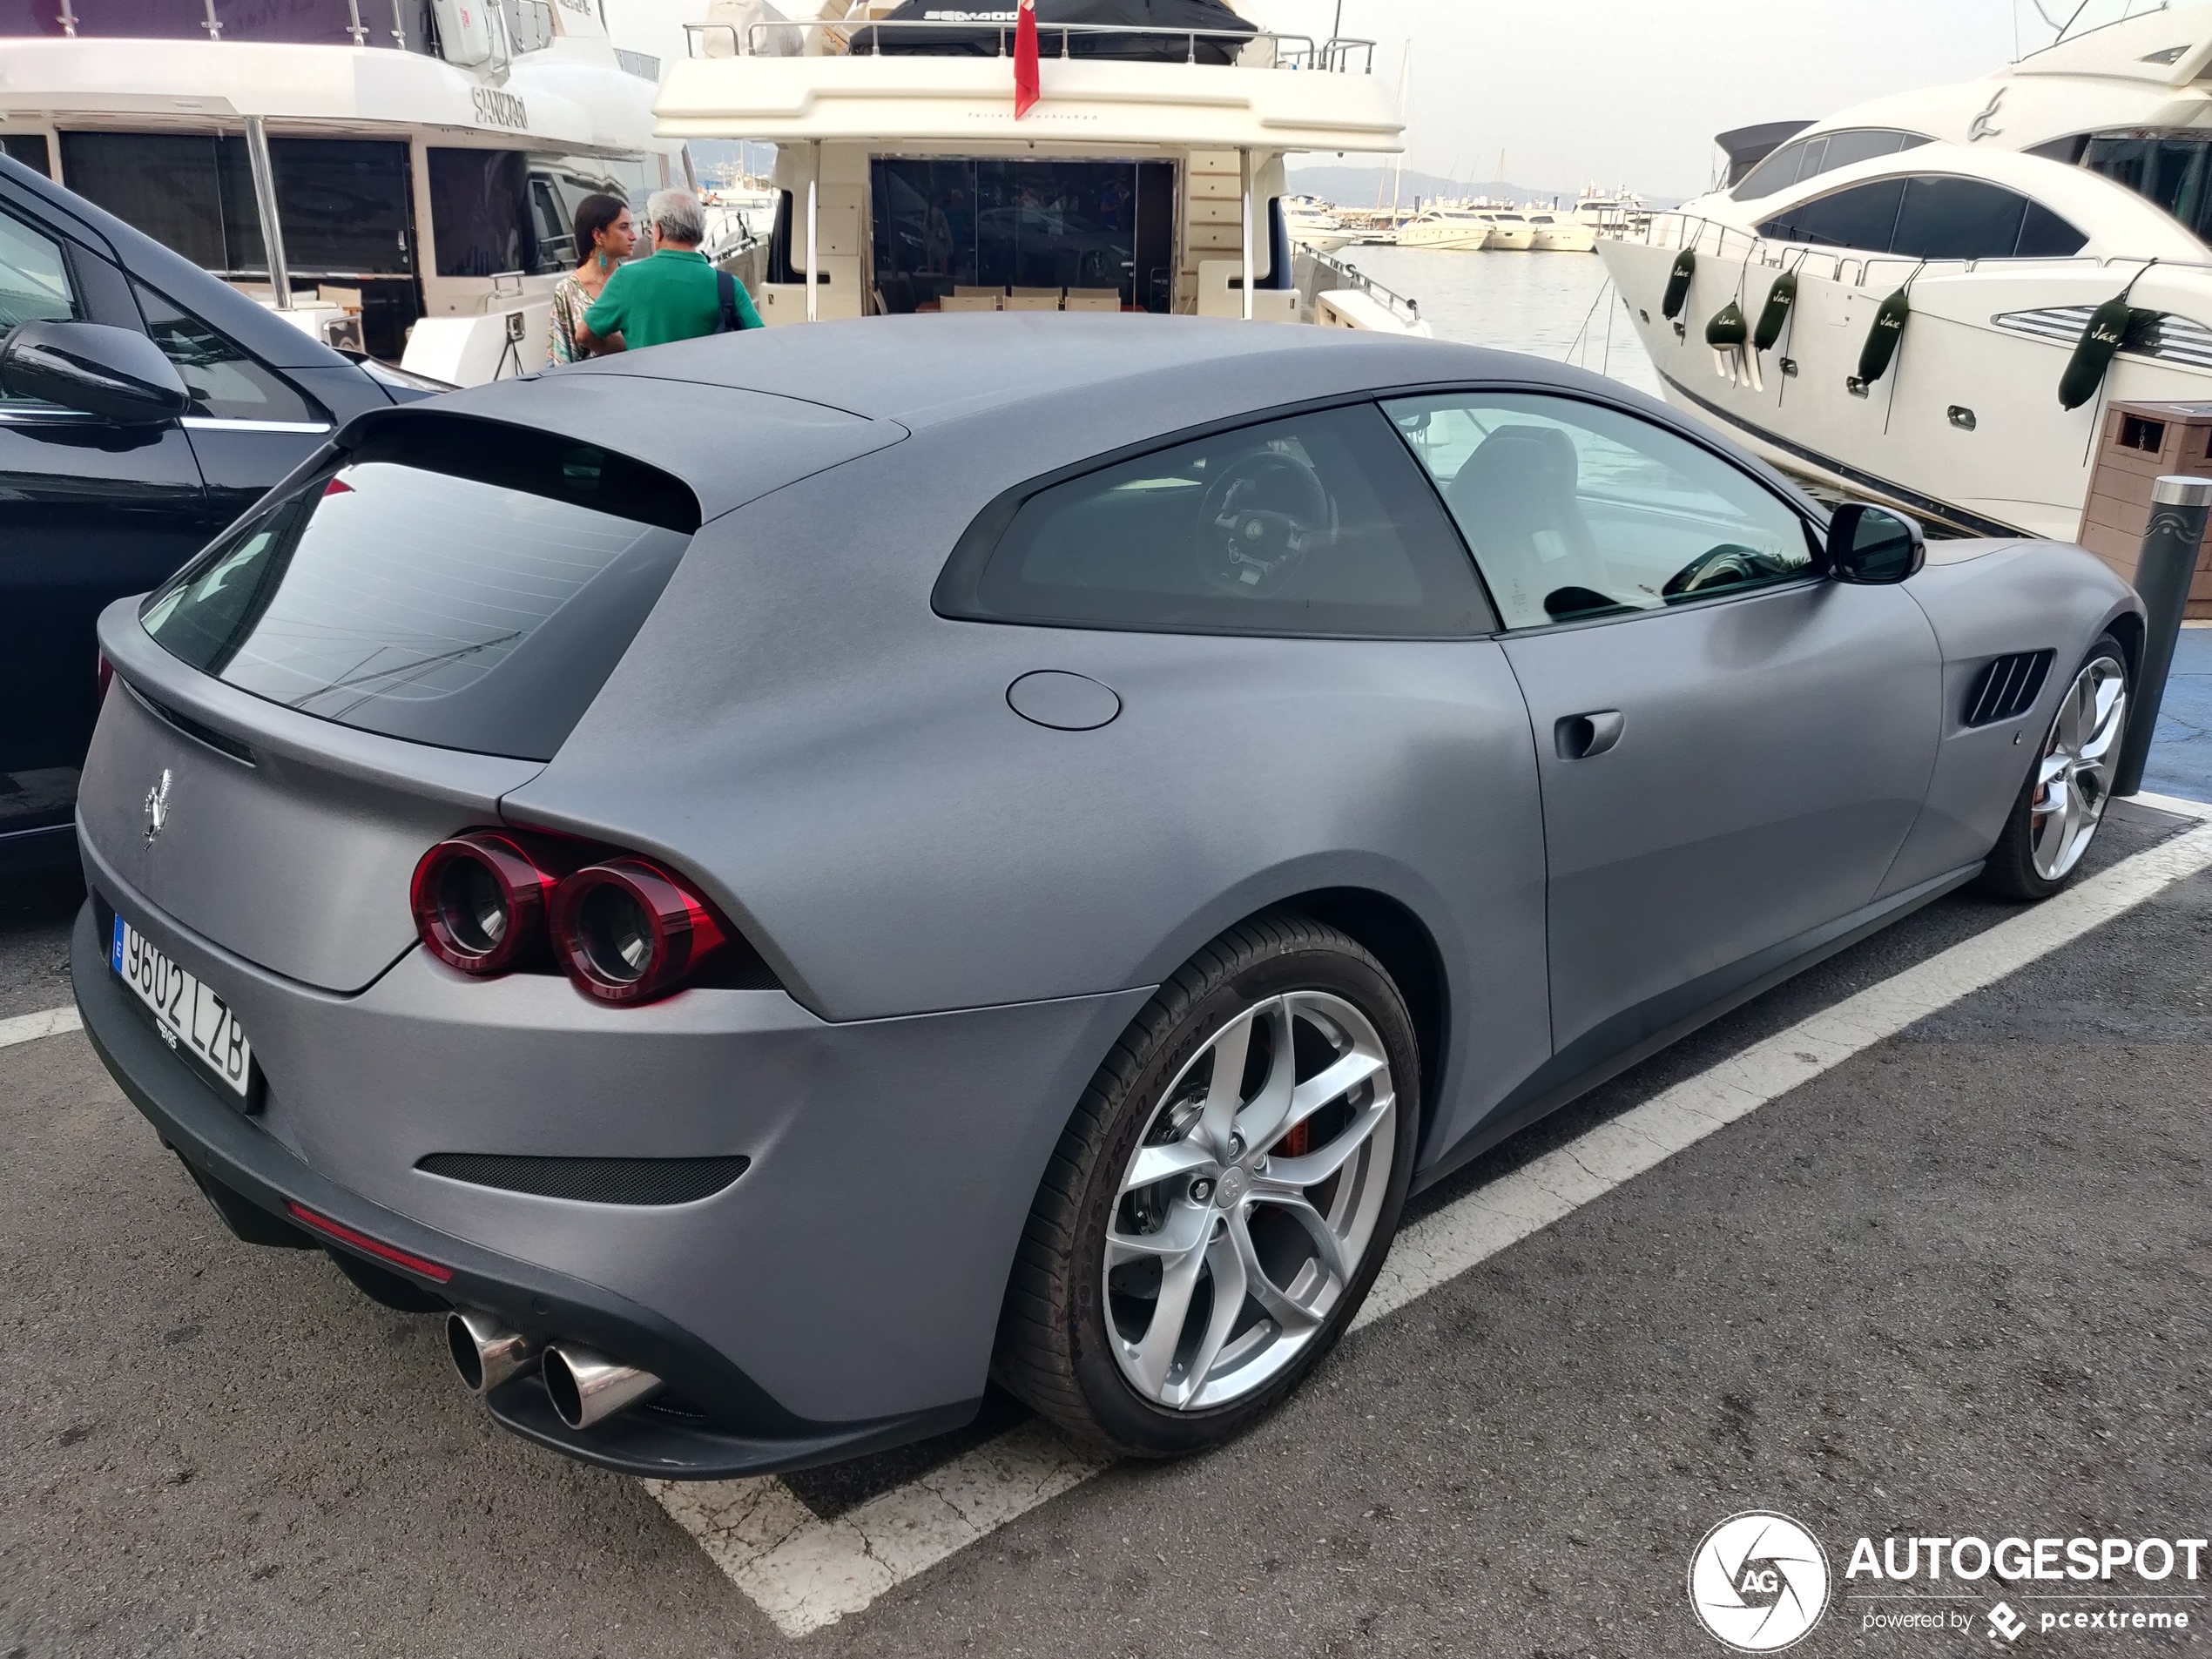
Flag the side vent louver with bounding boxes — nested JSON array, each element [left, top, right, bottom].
[[1964, 650, 2055, 727]]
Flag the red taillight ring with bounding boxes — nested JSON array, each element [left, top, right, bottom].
[[550, 858, 729, 1005], [410, 831, 561, 975]]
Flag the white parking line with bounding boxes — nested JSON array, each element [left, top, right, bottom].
[[0, 1004, 82, 1050], [651, 808, 2212, 1639]]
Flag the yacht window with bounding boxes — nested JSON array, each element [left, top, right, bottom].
[[1890, 176, 2029, 259], [264, 138, 412, 275], [870, 158, 1176, 314], [1731, 128, 1930, 201], [59, 132, 256, 273], [0, 209, 78, 408], [2078, 135, 2212, 241], [934, 404, 1494, 637], [133, 284, 319, 425], [2, 134, 51, 178], [1383, 393, 1817, 631], [428, 148, 563, 277], [57, 132, 410, 279], [1758, 178, 1905, 252], [1760, 175, 2086, 259]]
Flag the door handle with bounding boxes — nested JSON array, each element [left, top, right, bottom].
[[1554, 709, 1625, 760]]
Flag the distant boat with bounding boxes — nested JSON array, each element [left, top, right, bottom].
[[1525, 211, 1598, 253], [1395, 206, 1494, 249], [1281, 194, 1357, 253], [1476, 208, 1536, 250]]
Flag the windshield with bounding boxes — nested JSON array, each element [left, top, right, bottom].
[[140, 418, 697, 760]]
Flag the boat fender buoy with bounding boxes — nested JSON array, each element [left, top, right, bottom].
[[1661, 250, 1696, 320], [1752, 272, 1797, 353], [2058, 295, 2134, 411], [1858, 287, 1910, 386], [1704, 301, 1748, 348]]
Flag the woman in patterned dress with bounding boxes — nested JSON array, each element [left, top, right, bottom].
[[550, 193, 637, 364]]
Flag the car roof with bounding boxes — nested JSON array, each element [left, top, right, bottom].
[[550, 314, 1554, 429], [411, 315, 1676, 523]]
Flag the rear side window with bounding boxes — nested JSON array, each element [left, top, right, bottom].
[[139, 416, 698, 760], [934, 403, 1495, 637]]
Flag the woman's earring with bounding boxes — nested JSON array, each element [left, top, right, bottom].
[[597, 249, 610, 271]]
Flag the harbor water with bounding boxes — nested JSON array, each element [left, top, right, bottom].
[[1343, 243, 1659, 400]]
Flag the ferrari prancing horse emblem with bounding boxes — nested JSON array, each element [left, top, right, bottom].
[[143, 768, 172, 844]]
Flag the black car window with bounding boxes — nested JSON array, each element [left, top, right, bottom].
[[0, 209, 79, 408], [133, 284, 320, 424], [1383, 394, 1817, 631], [934, 402, 1495, 637], [139, 416, 699, 761]]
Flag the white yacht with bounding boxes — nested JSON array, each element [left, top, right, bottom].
[[1476, 207, 1535, 250], [1281, 192, 1356, 253], [651, 5, 1427, 334], [0, 0, 698, 384], [1524, 210, 1596, 253], [1599, 1, 2212, 541], [1572, 185, 1648, 235], [1394, 206, 1493, 249]]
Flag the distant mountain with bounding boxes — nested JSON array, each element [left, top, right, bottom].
[[1287, 163, 1679, 212]]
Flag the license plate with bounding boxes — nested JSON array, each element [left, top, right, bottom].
[[111, 914, 253, 1098]]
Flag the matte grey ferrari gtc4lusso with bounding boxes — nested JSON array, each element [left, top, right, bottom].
[[73, 318, 2141, 1474]]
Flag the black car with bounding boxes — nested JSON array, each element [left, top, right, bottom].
[[0, 152, 437, 870]]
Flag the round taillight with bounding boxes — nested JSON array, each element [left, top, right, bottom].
[[550, 858, 728, 1004], [410, 833, 557, 975]]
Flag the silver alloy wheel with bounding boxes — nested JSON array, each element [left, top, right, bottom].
[[2030, 655, 2128, 882], [1103, 991, 1396, 1412]]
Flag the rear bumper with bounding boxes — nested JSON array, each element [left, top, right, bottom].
[[71, 900, 972, 1478]]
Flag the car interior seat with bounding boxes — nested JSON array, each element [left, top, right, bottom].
[[1445, 425, 1611, 624]]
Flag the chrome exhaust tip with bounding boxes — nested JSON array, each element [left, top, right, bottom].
[[447, 1310, 541, 1395], [542, 1343, 664, 1430]]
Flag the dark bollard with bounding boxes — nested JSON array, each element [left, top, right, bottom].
[[2113, 474, 2212, 798]]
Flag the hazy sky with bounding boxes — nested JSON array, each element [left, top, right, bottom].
[[1239, 0, 2067, 198]]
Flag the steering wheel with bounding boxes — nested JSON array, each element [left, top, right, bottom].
[[1661, 543, 1779, 600], [1197, 448, 1336, 597]]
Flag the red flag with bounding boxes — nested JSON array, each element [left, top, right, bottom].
[[1015, 0, 1040, 118]]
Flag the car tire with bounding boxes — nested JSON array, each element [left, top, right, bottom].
[[1978, 632, 2130, 902], [993, 911, 1420, 1458]]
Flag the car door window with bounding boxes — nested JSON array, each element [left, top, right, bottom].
[[133, 282, 320, 425], [0, 209, 79, 407], [934, 401, 1496, 637], [1382, 393, 1818, 630]]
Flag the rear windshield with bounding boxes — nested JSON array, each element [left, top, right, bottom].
[[139, 417, 698, 761]]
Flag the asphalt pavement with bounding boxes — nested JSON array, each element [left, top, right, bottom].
[[1, 799, 2207, 1658]]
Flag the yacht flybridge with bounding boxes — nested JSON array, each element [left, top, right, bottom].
[[0, 0, 693, 383], [1600, 1, 2212, 541], [653, 2, 1427, 334]]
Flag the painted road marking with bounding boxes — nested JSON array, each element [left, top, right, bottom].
[[651, 810, 2212, 1638], [0, 1004, 82, 1050]]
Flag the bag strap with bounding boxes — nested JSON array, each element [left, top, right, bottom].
[[717, 267, 741, 334]]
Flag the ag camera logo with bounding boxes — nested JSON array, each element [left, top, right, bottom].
[[1689, 1512, 1832, 1651]]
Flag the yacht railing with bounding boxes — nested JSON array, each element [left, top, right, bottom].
[[1305, 248, 1421, 327], [684, 19, 1363, 69]]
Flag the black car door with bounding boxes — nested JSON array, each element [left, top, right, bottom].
[[0, 202, 219, 858]]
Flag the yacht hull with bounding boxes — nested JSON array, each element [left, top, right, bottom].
[[1601, 233, 2212, 543]]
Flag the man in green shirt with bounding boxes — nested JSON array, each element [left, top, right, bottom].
[[581, 188, 761, 353]]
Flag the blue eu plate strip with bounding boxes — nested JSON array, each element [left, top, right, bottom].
[[111, 914, 125, 974]]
